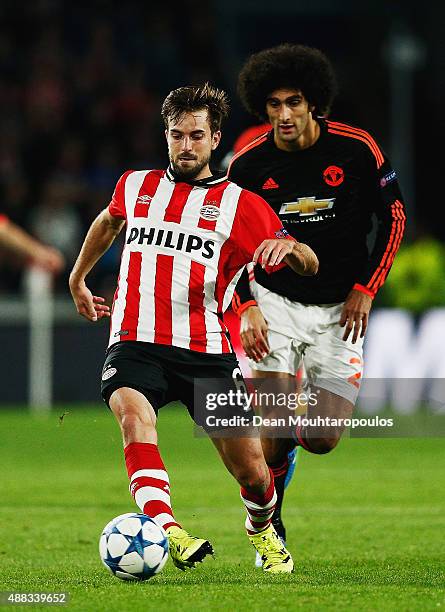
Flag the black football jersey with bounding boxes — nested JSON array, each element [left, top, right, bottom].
[[229, 118, 406, 306]]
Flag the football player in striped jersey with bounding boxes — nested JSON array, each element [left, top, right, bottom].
[[69, 83, 318, 573], [228, 44, 406, 564]]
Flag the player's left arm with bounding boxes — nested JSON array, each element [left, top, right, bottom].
[[253, 237, 318, 275], [340, 151, 407, 343], [339, 290, 374, 344], [235, 190, 318, 275]]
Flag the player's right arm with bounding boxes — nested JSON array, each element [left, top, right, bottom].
[[240, 305, 270, 362], [230, 155, 271, 361], [69, 208, 125, 322], [232, 267, 269, 362]]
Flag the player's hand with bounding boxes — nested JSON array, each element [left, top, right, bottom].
[[31, 245, 65, 274], [339, 289, 373, 343], [240, 305, 270, 362], [253, 238, 294, 268], [69, 279, 110, 322]]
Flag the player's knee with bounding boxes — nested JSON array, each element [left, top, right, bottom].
[[235, 461, 270, 493], [307, 436, 340, 454], [121, 410, 154, 431], [117, 406, 156, 440]]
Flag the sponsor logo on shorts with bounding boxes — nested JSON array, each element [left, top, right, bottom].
[[102, 367, 117, 381], [348, 357, 363, 388], [199, 204, 220, 221]]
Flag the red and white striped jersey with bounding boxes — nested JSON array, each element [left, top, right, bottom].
[[108, 168, 289, 354]]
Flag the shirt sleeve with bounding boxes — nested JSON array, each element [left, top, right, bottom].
[[232, 266, 257, 316], [0, 214, 8, 226], [108, 170, 133, 219], [232, 189, 293, 263], [230, 190, 296, 315], [354, 151, 407, 298]]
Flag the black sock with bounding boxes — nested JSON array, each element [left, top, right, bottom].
[[270, 458, 288, 540]]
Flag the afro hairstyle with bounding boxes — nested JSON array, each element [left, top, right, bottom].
[[238, 44, 338, 120]]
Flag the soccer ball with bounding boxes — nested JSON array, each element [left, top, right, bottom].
[[99, 513, 169, 580]]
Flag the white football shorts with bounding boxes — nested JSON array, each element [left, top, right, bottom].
[[249, 283, 364, 404]]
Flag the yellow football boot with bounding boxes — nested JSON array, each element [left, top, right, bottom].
[[249, 524, 294, 573], [166, 525, 214, 571]]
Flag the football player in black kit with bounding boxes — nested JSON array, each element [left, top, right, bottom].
[[228, 44, 406, 565]]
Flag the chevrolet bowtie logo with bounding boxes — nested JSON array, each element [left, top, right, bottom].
[[279, 197, 335, 216]]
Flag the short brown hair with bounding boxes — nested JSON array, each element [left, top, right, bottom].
[[161, 83, 230, 133]]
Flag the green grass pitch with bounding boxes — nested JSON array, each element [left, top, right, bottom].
[[0, 405, 444, 611]]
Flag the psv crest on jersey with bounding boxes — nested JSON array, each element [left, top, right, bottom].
[[199, 204, 220, 221]]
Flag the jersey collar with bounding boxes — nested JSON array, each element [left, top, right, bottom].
[[166, 165, 227, 187]]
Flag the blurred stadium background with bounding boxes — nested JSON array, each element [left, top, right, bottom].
[[0, 0, 444, 410]]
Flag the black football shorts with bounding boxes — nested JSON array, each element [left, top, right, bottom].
[[100, 340, 252, 430]]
